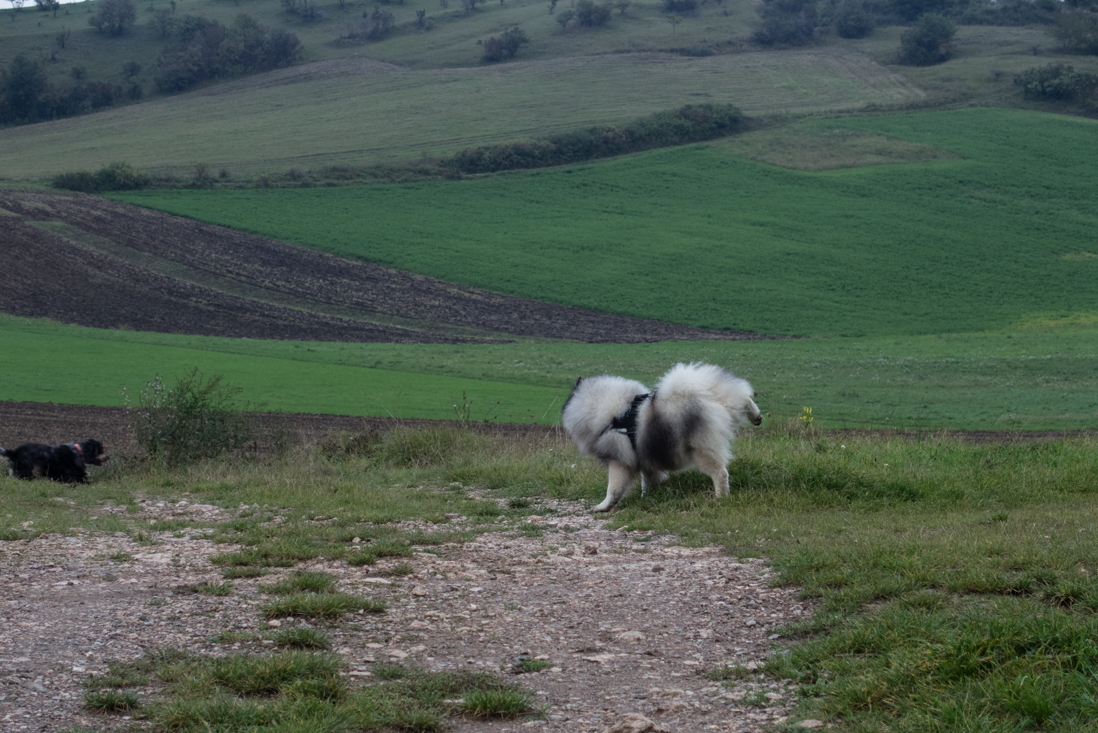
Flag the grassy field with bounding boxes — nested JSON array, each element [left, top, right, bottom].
[[5, 423, 1098, 731], [3, 313, 1096, 430], [111, 107, 1098, 338], [0, 46, 917, 180], [0, 316, 566, 423]]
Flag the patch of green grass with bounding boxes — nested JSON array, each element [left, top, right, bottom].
[[221, 566, 270, 579], [461, 687, 533, 717], [209, 548, 304, 569], [372, 664, 414, 681], [179, 581, 234, 596], [705, 664, 753, 681], [79, 647, 533, 731], [351, 669, 534, 729], [209, 651, 343, 696], [261, 571, 338, 595], [262, 592, 386, 619], [210, 630, 260, 645], [513, 659, 552, 674], [83, 689, 140, 713], [382, 563, 415, 577], [273, 628, 333, 650]]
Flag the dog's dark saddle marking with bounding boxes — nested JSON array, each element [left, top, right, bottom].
[[608, 393, 650, 450]]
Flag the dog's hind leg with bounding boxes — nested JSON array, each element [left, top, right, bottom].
[[640, 470, 665, 498], [593, 462, 636, 513], [694, 452, 731, 499]]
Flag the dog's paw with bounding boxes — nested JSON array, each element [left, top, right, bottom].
[[592, 501, 616, 513]]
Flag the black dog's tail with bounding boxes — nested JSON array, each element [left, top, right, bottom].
[[0, 447, 8, 458]]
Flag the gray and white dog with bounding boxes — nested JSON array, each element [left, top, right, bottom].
[[562, 362, 762, 512]]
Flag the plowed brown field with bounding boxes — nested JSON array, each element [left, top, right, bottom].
[[0, 190, 781, 345]]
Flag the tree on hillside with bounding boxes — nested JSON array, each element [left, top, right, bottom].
[[0, 55, 48, 124], [35, 0, 61, 16], [501, 25, 529, 55], [1051, 10, 1098, 54], [575, 0, 612, 26], [833, 0, 871, 38], [556, 8, 575, 28], [753, 0, 818, 46], [89, 0, 137, 36], [898, 13, 956, 65], [481, 24, 528, 61]]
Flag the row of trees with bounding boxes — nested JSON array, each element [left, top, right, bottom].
[[0, 56, 131, 125]]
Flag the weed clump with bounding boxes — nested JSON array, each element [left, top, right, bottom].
[[125, 368, 253, 466]]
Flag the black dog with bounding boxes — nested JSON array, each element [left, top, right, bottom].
[[0, 439, 109, 483]]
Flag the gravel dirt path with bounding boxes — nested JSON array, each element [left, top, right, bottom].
[[1, 497, 810, 733]]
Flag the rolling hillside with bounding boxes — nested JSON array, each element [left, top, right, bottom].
[[114, 108, 1098, 338]]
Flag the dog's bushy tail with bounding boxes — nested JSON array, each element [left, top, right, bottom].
[[657, 362, 761, 426], [0, 447, 8, 458]]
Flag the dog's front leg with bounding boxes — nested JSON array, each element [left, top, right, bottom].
[[593, 462, 636, 512]]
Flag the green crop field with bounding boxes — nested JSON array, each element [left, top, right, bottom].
[[0, 315, 564, 422], [113, 107, 1098, 338], [3, 314, 1096, 430], [0, 47, 916, 180]]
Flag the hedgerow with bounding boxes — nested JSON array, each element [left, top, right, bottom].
[[446, 103, 745, 174]]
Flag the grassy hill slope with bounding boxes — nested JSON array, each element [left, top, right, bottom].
[[0, 48, 919, 179], [114, 108, 1098, 338]]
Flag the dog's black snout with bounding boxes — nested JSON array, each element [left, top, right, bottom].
[[751, 413, 763, 426]]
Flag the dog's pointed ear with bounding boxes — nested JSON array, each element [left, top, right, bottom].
[[574, 377, 584, 388]]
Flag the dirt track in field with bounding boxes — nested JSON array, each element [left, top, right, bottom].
[[0, 190, 782, 345], [1, 401, 1091, 461]]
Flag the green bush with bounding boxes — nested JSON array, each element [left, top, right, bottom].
[[52, 162, 149, 193], [125, 368, 253, 466], [1014, 63, 1098, 100], [575, 0, 613, 26], [898, 13, 956, 66]]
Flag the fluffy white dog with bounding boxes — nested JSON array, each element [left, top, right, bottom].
[[562, 362, 762, 512]]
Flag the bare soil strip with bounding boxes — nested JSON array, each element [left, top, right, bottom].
[[0, 190, 780, 345], [2, 401, 1089, 459]]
